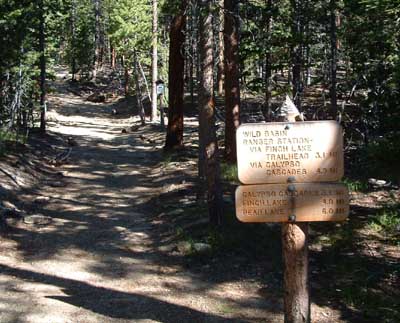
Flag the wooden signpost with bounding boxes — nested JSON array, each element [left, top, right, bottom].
[[235, 120, 349, 323]]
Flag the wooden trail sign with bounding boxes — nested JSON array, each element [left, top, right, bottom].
[[235, 116, 348, 323], [236, 183, 349, 222], [237, 121, 344, 184]]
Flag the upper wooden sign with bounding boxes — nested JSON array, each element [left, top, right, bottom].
[[236, 183, 349, 222], [236, 121, 344, 184]]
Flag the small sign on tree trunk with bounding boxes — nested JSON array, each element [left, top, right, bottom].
[[156, 79, 164, 96]]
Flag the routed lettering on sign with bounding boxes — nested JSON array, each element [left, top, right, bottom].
[[236, 121, 344, 184], [235, 183, 349, 222]]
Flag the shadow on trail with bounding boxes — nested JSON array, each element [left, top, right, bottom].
[[4, 113, 199, 263], [0, 264, 246, 323], [3, 84, 398, 322]]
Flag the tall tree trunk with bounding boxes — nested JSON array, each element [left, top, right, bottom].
[[188, 4, 195, 107], [217, 0, 225, 95], [264, 0, 272, 121], [151, 0, 158, 121], [305, 45, 311, 86], [71, 0, 77, 81], [199, 0, 223, 226], [39, 0, 46, 133], [304, 3, 311, 88], [134, 53, 146, 126], [196, 3, 201, 108], [192, 2, 201, 108], [165, 1, 187, 150], [93, 0, 102, 80], [111, 46, 116, 69], [10, 60, 23, 131], [330, 0, 338, 118], [138, 60, 152, 104], [291, 0, 303, 109], [303, 0, 311, 88], [224, 0, 240, 163], [122, 55, 129, 97]]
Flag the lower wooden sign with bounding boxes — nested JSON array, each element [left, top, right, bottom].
[[235, 183, 349, 222]]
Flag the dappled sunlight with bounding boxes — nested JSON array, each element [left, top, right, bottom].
[[1, 74, 377, 323], [0, 264, 261, 322], [50, 123, 120, 140], [61, 171, 104, 180]]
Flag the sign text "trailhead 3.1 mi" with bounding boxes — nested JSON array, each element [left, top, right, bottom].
[[237, 121, 344, 184]]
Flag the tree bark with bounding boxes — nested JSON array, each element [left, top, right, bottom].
[[134, 53, 146, 125], [138, 60, 152, 104], [165, 1, 187, 150], [111, 46, 116, 69], [188, 4, 195, 107], [224, 0, 240, 163], [71, 0, 77, 81], [151, 0, 158, 121], [93, 0, 102, 80], [121, 55, 129, 97], [282, 223, 310, 323], [264, 0, 272, 121], [291, 0, 303, 109], [195, 4, 201, 109], [39, 0, 46, 133], [199, 0, 223, 226], [217, 0, 225, 96], [330, 0, 338, 119]]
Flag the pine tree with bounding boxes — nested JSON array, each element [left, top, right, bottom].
[[224, 0, 240, 163], [151, 0, 158, 121], [198, 0, 223, 226], [165, 0, 187, 150], [39, 0, 47, 133]]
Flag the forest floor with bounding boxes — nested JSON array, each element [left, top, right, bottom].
[[0, 69, 399, 323]]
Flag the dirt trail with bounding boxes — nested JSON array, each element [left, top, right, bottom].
[[0, 74, 286, 322]]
